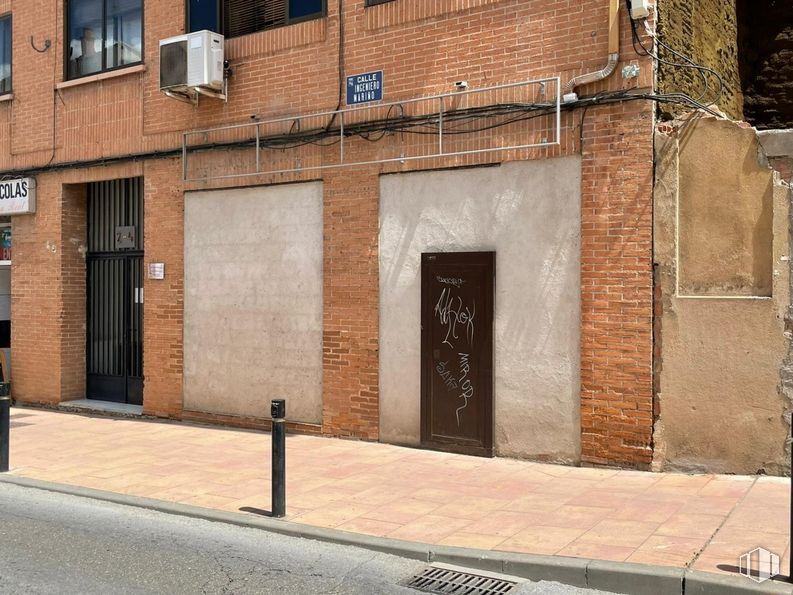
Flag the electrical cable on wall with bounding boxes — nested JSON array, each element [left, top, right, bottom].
[[175, 88, 731, 157], [625, 0, 726, 117], [8, 0, 61, 162], [324, 0, 345, 132], [2, 85, 735, 179], [2, 2, 730, 177], [46, 0, 61, 167]]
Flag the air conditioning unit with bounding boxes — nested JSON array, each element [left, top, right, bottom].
[[160, 30, 224, 100]]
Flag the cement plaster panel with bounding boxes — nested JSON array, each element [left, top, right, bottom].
[[183, 182, 323, 423], [379, 158, 581, 462]]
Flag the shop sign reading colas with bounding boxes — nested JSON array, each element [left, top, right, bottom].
[[0, 178, 36, 215]]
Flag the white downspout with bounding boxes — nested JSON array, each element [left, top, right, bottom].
[[563, 0, 620, 102]]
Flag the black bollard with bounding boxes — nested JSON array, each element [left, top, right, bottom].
[[271, 399, 286, 518], [0, 394, 9, 473]]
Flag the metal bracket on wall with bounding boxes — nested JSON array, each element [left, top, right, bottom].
[[181, 76, 561, 182], [195, 79, 228, 103], [164, 79, 228, 107], [30, 36, 51, 53], [164, 89, 198, 106], [622, 64, 641, 80]]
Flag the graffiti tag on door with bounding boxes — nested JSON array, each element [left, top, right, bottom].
[[433, 283, 476, 426]]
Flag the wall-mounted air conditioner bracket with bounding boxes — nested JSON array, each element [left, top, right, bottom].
[[164, 89, 198, 106], [163, 78, 228, 106], [195, 78, 228, 103]]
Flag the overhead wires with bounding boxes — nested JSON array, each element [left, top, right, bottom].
[[0, 81, 743, 180], [625, 0, 726, 117], [183, 87, 723, 157]]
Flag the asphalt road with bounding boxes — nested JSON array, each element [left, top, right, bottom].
[[0, 482, 614, 594]]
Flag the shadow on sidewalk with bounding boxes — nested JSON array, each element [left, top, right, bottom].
[[239, 506, 277, 518]]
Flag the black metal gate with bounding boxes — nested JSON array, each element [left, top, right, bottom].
[[86, 178, 144, 405]]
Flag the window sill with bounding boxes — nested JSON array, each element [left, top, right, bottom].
[[0, 94, 12, 103], [56, 64, 146, 90]]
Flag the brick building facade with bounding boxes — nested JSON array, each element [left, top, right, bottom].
[[2, 0, 658, 468]]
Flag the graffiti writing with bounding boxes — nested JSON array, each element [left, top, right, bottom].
[[435, 361, 459, 391], [433, 287, 475, 350], [436, 276, 464, 287], [455, 352, 474, 426]]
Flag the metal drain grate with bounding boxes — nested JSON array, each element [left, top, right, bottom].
[[406, 567, 517, 595]]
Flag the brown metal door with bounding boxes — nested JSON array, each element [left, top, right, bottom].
[[421, 252, 494, 457]]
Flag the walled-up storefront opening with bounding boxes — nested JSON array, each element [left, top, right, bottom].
[[182, 183, 323, 424], [85, 178, 144, 405], [378, 158, 583, 462]]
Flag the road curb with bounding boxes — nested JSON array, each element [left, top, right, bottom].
[[0, 474, 790, 594]]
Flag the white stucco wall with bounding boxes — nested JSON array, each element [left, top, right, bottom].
[[379, 158, 581, 462], [183, 182, 323, 423]]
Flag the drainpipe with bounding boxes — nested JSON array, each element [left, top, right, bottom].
[[562, 0, 620, 102]]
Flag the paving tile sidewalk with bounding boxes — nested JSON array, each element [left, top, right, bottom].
[[7, 407, 791, 580]]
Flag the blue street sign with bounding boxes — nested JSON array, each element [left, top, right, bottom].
[[346, 71, 383, 105]]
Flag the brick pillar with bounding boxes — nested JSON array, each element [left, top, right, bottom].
[[322, 169, 379, 440], [60, 184, 87, 400], [580, 100, 655, 468], [142, 159, 184, 418], [11, 178, 86, 404]]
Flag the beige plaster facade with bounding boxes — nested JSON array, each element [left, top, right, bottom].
[[653, 117, 790, 475]]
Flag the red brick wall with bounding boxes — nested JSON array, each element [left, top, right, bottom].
[[3, 0, 656, 466], [580, 100, 655, 468], [142, 159, 185, 418], [0, 0, 654, 170], [322, 170, 380, 440], [11, 178, 64, 404], [12, 164, 145, 405], [7, 0, 57, 157], [60, 185, 87, 401]]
